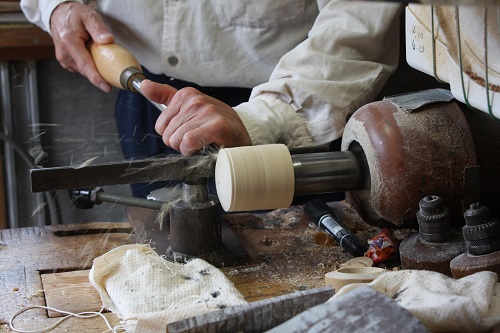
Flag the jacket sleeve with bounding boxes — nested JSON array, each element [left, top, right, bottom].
[[20, 0, 86, 33], [234, 0, 402, 148]]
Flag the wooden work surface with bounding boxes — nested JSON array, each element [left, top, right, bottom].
[[0, 2, 55, 61], [0, 202, 380, 332], [0, 24, 54, 60]]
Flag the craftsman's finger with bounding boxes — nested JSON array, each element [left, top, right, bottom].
[[174, 116, 249, 155], [169, 108, 251, 155], [81, 10, 114, 45], [55, 37, 111, 92], [141, 80, 178, 106], [167, 116, 212, 154], [178, 127, 214, 155], [151, 85, 187, 137], [80, 50, 113, 93], [75, 8, 114, 92], [159, 87, 207, 144], [79, 5, 114, 92]]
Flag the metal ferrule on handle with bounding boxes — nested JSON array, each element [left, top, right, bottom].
[[121, 67, 167, 112]]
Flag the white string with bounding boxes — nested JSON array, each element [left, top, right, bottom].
[[165, 295, 209, 312], [9, 305, 122, 333]]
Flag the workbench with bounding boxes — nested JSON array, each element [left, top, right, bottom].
[[0, 201, 379, 332]]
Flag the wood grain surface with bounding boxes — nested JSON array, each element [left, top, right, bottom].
[[0, 25, 54, 60], [41, 270, 102, 318], [0, 202, 379, 332], [0, 222, 134, 331]]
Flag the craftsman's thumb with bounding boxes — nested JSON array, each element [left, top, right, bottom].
[[140, 80, 178, 106]]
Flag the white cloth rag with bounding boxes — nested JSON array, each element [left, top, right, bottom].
[[89, 244, 247, 332], [331, 270, 500, 333]]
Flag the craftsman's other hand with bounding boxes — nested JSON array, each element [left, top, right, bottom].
[[141, 80, 252, 155], [50, 2, 114, 92]]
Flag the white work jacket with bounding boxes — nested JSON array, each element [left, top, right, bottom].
[[21, 0, 401, 147]]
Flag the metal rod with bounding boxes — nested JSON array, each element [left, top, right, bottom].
[[0, 61, 19, 228], [26, 61, 50, 226], [483, 6, 495, 119], [183, 181, 209, 205], [96, 191, 167, 210], [292, 151, 367, 195]]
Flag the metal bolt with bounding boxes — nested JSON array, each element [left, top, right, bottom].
[[464, 202, 491, 226], [419, 195, 443, 215]]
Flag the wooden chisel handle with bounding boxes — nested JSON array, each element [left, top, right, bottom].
[[88, 41, 144, 91], [88, 42, 167, 111]]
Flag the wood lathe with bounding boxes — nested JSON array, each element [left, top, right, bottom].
[[87, 43, 500, 229], [31, 43, 500, 266]]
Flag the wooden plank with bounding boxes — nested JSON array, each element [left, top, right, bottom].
[[219, 203, 380, 302], [0, 222, 134, 331], [0, 2, 21, 13], [0, 25, 52, 46], [41, 270, 103, 318], [0, 25, 54, 60], [0, 203, 379, 332]]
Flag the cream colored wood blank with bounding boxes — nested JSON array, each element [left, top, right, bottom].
[[215, 144, 295, 212], [325, 267, 386, 292]]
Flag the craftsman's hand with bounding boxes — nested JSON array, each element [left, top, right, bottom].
[[141, 80, 252, 155], [50, 2, 114, 92]]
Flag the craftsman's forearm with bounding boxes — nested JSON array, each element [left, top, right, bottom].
[[235, 1, 402, 147]]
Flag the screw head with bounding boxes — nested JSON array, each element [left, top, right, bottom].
[[464, 202, 491, 226], [419, 195, 443, 215]]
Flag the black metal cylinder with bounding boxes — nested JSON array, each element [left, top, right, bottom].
[[416, 195, 451, 243], [462, 203, 500, 255], [169, 196, 223, 259], [292, 151, 366, 195]]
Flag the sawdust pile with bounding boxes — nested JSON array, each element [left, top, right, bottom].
[[220, 201, 389, 302]]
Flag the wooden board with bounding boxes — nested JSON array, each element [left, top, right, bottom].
[[0, 25, 54, 60], [0, 2, 21, 13], [220, 203, 380, 302], [0, 202, 380, 332], [0, 222, 134, 332], [41, 270, 102, 318]]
